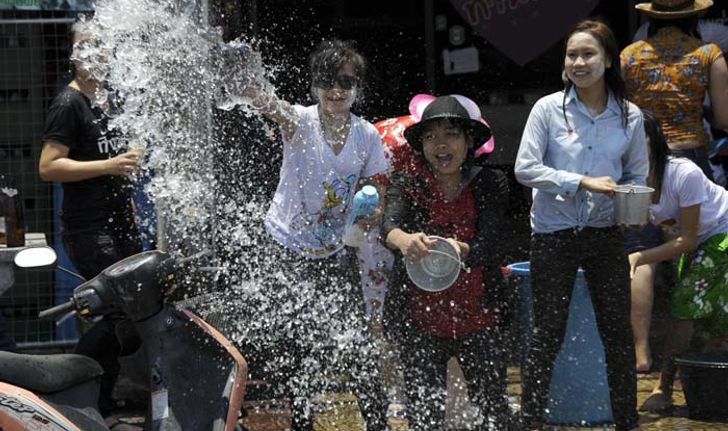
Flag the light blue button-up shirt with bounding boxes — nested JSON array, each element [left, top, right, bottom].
[[515, 87, 648, 234]]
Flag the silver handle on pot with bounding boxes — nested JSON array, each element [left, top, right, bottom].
[[427, 249, 471, 274]]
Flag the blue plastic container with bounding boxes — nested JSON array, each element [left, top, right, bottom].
[[346, 185, 379, 226], [507, 261, 613, 425]]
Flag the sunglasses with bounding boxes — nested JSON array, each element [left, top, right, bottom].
[[314, 75, 358, 90]]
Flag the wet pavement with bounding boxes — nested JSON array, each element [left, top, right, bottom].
[[240, 367, 728, 431], [633, 371, 727, 431]]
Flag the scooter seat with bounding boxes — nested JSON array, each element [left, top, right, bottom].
[[0, 351, 104, 393]]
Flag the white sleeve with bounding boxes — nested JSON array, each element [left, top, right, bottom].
[[361, 123, 389, 178], [514, 98, 583, 196], [676, 163, 707, 208], [281, 104, 307, 147]]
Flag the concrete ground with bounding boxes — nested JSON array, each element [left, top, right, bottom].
[[111, 268, 727, 431]]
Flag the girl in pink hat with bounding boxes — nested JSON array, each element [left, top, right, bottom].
[[382, 94, 512, 430]]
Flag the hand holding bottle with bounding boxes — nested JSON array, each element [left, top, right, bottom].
[[343, 185, 380, 247]]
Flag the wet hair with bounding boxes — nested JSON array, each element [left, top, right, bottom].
[[70, 15, 94, 39], [308, 39, 366, 100], [643, 109, 669, 201], [68, 14, 94, 78], [646, 16, 701, 39], [561, 19, 630, 130]]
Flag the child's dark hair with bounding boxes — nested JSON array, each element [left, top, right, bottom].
[[643, 109, 669, 201], [561, 19, 630, 131], [309, 39, 365, 95]]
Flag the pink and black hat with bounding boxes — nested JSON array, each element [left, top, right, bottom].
[[404, 94, 494, 156]]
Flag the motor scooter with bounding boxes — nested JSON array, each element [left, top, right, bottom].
[[0, 247, 247, 431]]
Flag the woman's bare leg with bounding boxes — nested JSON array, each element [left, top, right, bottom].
[[631, 263, 656, 371], [641, 319, 694, 411]]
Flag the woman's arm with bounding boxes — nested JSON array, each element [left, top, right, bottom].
[[355, 174, 387, 231], [629, 204, 700, 273], [39, 141, 141, 182], [469, 167, 515, 329], [514, 99, 584, 196], [382, 174, 436, 260], [356, 126, 390, 226], [708, 54, 728, 131], [386, 229, 437, 261], [242, 81, 298, 141], [620, 109, 649, 187], [469, 168, 510, 267], [447, 239, 470, 260], [381, 174, 409, 241]]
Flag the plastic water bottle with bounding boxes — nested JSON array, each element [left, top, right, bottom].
[[343, 185, 379, 247]]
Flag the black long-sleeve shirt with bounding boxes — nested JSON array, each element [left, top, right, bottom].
[[382, 165, 512, 337]]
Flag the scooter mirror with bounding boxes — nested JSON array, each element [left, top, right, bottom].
[[14, 246, 58, 268]]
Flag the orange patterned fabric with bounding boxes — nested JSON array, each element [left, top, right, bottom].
[[621, 27, 723, 147]]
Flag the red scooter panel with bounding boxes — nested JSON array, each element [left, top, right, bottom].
[[0, 382, 81, 431], [182, 309, 248, 431]]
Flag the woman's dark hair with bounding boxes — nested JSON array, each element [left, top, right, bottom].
[[561, 19, 630, 130], [309, 39, 366, 99], [643, 109, 669, 201], [68, 15, 93, 79], [647, 16, 701, 39]]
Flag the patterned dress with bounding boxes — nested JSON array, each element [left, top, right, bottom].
[[675, 232, 728, 336], [621, 27, 723, 147], [650, 158, 728, 337]]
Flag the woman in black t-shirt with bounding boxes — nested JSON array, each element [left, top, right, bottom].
[[40, 19, 142, 275], [39, 17, 142, 415]]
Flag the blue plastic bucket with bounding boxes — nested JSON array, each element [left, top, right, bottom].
[[507, 261, 613, 425]]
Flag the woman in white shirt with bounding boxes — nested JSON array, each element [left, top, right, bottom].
[[238, 39, 389, 431], [629, 112, 728, 413]]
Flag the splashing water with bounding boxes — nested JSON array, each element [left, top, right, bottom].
[[81, 0, 384, 414], [74, 2, 522, 428], [212, 38, 268, 111]]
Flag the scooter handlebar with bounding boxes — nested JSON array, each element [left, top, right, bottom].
[[175, 250, 211, 267], [38, 300, 75, 320]]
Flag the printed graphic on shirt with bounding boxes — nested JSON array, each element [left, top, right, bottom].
[[97, 133, 125, 155], [290, 174, 356, 255]]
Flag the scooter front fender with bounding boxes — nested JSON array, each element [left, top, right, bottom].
[[136, 306, 247, 431]]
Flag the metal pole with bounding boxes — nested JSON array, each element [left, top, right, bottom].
[[156, 205, 167, 252]]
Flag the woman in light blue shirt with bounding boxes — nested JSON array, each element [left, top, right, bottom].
[[515, 19, 648, 431]]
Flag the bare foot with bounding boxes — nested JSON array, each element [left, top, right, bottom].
[[635, 347, 652, 373], [636, 358, 652, 373]]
